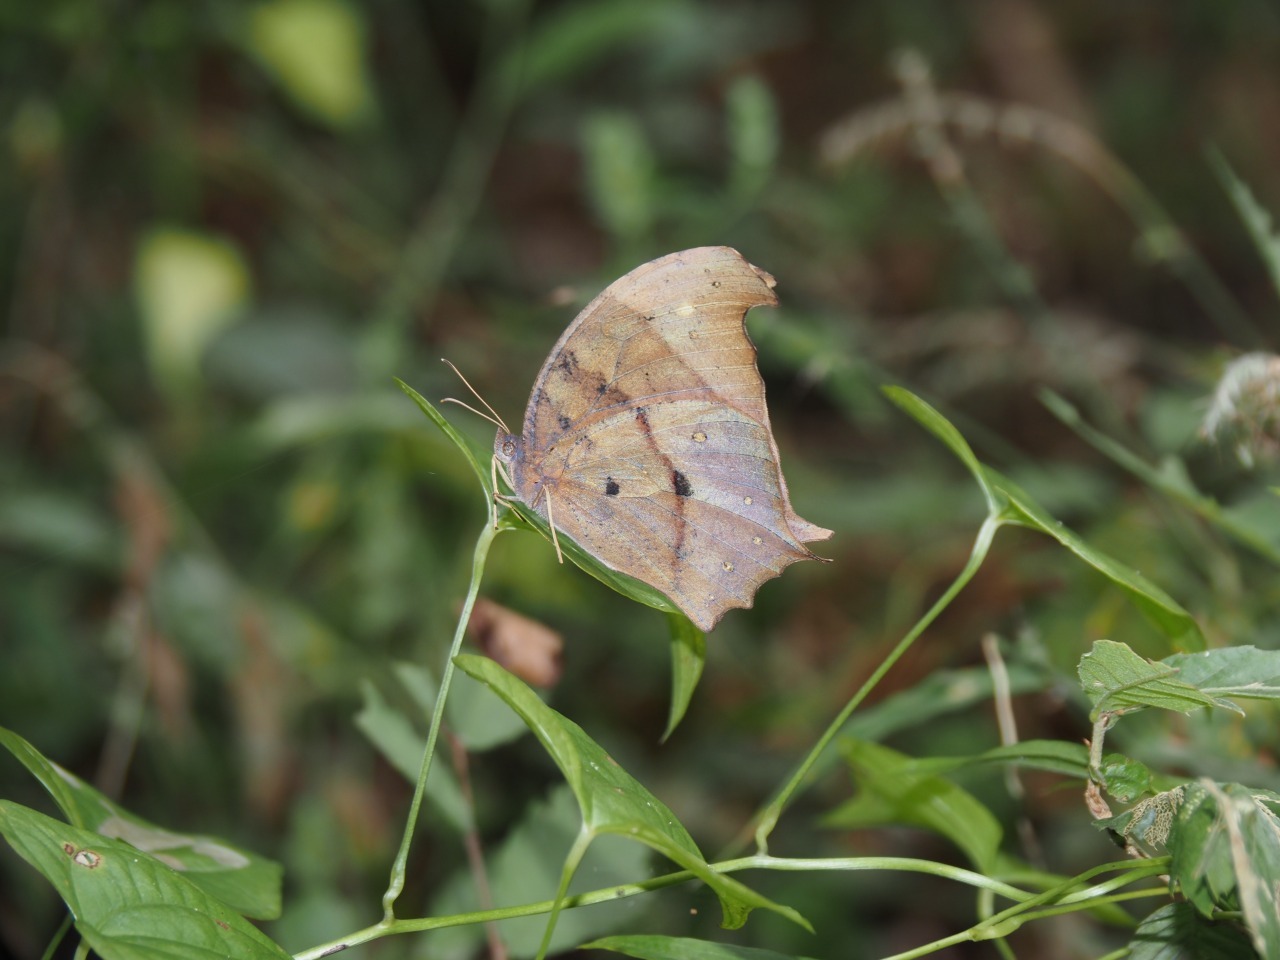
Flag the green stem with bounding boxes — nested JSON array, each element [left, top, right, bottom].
[[380, 520, 500, 920], [746, 514, 1001, 853], [301, 851, 1164, 959], [297, 853, 1040, 959], [534, 828, 593, 960]]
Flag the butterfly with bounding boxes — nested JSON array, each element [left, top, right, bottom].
[[472, 247, 831, 631]]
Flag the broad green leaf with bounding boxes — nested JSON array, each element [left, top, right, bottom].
[[1078, 641, 1239, 718], [351, 680, 469, 832], [1170, 781, 1280, 956], [0, 802, 290, 960], [1042, 390, 1280, 566], [1207, 783, 1280, 957], [1163, 647, 1280, 702], [889, 388, 1205, 650], [1171, 783, 1239, 918], [454, 654, 809, 932], [584, 934, 819, 960], [988, 468, 1204, 651], [663, 613, 706, 742], [1210, 149, 1280, 305], [429, 786, 647, 959], [1128, 902, 1257, 960], [827, 740, 1002, 873], [0, 727, 280, 919]]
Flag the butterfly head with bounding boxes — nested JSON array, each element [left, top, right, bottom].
[[494, 432, 522, 466]]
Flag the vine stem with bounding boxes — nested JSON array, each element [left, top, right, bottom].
[[380, 519, 499, 920], [746, 514, 1001, 853], [297, 852, 1166, 959]]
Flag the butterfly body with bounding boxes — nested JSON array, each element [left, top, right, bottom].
[[497, 247, 831, 631]]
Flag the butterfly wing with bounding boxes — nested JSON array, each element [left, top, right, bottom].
[[512, 247, 831, 630]]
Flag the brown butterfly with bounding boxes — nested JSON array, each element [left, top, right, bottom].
[[481, 247, 831, 631]]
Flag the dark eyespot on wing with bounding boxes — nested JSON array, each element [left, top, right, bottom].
[[605, 478, 620, 496], [672, 470, 692, 497], [558, 415, 571, 431]]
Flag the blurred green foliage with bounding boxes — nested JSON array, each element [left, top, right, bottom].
[[4, 0, 1280, 957]]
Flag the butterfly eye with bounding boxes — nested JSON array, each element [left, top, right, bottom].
[[501, 438, 517, 459]]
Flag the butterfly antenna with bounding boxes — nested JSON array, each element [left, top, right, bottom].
[[441, 358, 511, 434]]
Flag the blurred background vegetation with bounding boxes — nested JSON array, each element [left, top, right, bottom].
[[3, 0, 1280, 957]]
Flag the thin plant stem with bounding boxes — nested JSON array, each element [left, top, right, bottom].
[[745, 514, 1001, 853], [380, 520, 500, 919], [298, 853, 1036, 959]]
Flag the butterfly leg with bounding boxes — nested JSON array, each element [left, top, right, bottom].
[[543, 488, 564, 565]]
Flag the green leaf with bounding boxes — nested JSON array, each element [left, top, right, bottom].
[[454, 654, 809, 932], [1170, 781, 1280, 956], [1210, 149, 1280, 305], [889, 388, 1205, 650], [827, 740, 1002, 873], [397, 378, 493, 501], [1078, 641, 1239, 718], [1097, 753, 1157, 805], [387, 660, 530, 754], [988, 468, 1204, 651], [0, 727, 281, 920], [351, 680, 469, 832], [663, 613, 705, 742], [1128, 902, 1257, 960], [1163, 647, 1280, 702], [909, 740, 1091, 782], [881, 387, 998, 513], [0, 802, 291, 960], [584, 934, 819, 960], [1209, 783, 1280, 957]]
